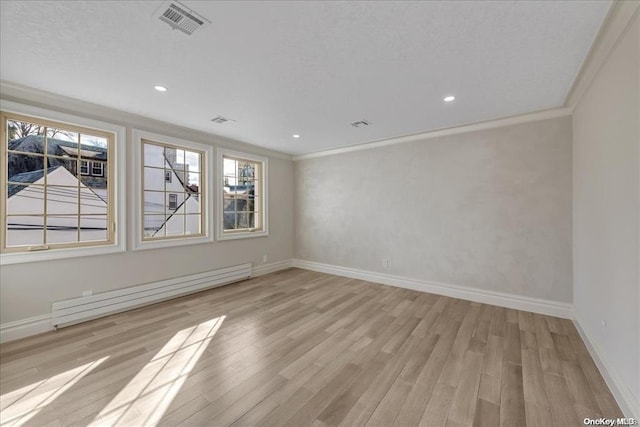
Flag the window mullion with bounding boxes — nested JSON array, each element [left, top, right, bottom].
[[76, 133, 81, 243], [43, 127, 48, 245]]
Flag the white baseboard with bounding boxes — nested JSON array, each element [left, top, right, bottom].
[[573, 315, 640, 419], [292, 259, 573, 318], [252, 259, 294, 277], [0, 261, 293, 344], [0, 314, 53, 344]]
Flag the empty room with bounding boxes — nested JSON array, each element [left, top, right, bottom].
[[0, 0, 638, 426]]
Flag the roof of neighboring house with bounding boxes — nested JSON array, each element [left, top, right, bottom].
[[225, 184, 254, 192], [7, 166, 61, 197], [8, 135, 107, 159]]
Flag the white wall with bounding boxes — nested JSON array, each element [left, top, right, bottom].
[[0, 84, 295, 325], [295, 115, 573, 303], [572, 12, 639, 416]]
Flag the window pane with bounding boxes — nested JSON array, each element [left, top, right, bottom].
[[7, 184, 44, 215], [7, 153, 45, 182], [80, 134, 108, 149], [237, 211, 255, 229], [185, 214, 201, 235], [187, 172, 200, 191], [144, 191, 165, 214], [143, 214, 165, 238], [185, 194, 201, 215], [46, 186, 79, 215], [223, 195, 236, 211], [165, 214, 185, 236], [223, 158, 237, 185], [80, 185, 108, 215], [223, 211, 237, 230], [47, 128, 78, 141], [165, 147, 184, 170], [238, 162, 256, 184], [46, 215, 79, 244], [6, 215, 44, 246], [47, 157, 78, 177], [143, 143, 164, 168], [185, 151, 200, 173], [47, 130, 79, 156], [144, 167, 165, 191], [166, 192, 185, 211], [7, 119, 43, 149], [80, 215, 108, 242]]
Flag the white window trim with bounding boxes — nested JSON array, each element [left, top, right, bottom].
[[132, 129, 214, 251], [0, 100, 126, 265], [91, 161, 104, 176], [80, 160, 89, 175], [168, 193, 178, 210], [216, 148, 269, 241]]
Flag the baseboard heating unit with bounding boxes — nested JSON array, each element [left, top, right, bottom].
[[52, 263, 252, 328]]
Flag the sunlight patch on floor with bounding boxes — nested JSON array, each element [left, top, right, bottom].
[[0, 356, 108, 427], [90, 316, 225, 426]]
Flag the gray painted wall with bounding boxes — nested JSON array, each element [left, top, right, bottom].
[[573, 14, 639, 410], [0, 87, 295, 325], [295, 116, 573, 302]]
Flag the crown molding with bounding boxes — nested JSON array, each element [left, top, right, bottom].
[[0, 80, 293, 161], [293, 107, 572, 161], [564, 1, 640, 109]]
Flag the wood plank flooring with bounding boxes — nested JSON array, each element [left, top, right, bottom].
[[0, 268, 623, 426]]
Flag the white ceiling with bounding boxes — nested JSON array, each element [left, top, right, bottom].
[[0, 1, 611, 155]]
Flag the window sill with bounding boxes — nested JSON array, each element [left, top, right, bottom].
[[217, 230, 269, 241], [132, 234, 214, 251], [1, 243, 125, 265]]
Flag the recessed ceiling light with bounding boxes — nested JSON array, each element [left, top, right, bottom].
[[292, 134, 301, 138], [350, 120, 371, 128], [211, 116, 235, 124], [443, 95, 456, 102], [154, 85, 168, 92]]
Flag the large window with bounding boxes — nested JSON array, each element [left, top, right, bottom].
[[133, 130, 213, 250], [1, 111, 117, 255], [217, 149, 268, 240]]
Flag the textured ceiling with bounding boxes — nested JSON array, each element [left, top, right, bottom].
[[0, 1, 611, 155]]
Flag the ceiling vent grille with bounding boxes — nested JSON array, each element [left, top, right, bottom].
[[351, 120, 371, 128], [211, 116, 235, 124], [154, 1, 210, 35]]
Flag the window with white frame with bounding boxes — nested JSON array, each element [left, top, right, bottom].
[[91, 161, 104, 177], [133, 130, 213, 250], [80, 160, 89, 175], [218, 149, 268, 239], [1, 111, 116, 255], [168, 193, 178, 210]]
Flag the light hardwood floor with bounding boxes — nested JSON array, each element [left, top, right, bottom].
[[0, 268, 623, 426]]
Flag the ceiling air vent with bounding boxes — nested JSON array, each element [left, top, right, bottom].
[[211, 116, 235, 124], [154, 1, 210, 36], [351, 120, 371, 128]]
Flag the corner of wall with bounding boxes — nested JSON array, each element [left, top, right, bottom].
[[573, 313, 640, 418]]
